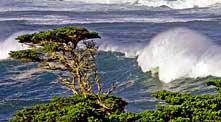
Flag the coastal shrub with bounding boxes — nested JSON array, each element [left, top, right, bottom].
[[11, 79, 221, 122], [10, 94, 127, 122]]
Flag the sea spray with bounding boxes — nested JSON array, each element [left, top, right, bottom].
[[97, 39, 145, 58], [137, 27, 221, 83], [0, 32, 30, 60], [72, 0, 221, 9], [136, 0, 221, 9], [192, 45, 221, 78]]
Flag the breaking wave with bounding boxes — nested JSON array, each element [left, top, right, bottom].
[[98, 27, 221, 83], [72, 0, 221, 9], [137, 27, 221, 83], [0, 32, 30, 60]]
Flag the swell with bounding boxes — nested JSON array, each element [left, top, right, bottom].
[[98, 27, 221, 83]]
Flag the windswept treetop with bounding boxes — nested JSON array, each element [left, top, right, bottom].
[[9, 26, 116, 99], [9, 26, 100, 61], [16, 26, 100, 46]]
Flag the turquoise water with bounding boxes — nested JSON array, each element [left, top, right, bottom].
[[1, 0, 221, 120]]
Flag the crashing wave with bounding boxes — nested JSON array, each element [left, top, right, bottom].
[[0, 32, 30, 60], [71, 0, 221, 9], [137, 27, 221, 83], [98, 27, 221, 83]]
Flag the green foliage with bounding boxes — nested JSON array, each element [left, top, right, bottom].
[[9, 26, 100, 62], [10, 94, 127, 122], [9, 49, 40, 62], [207, 79, 221, 88], [42, 43, 59, 52], [108, 112, 140, 122], [149, 88, 221, 121], [16, 26, 100, 46], [10, 80, 221, 122], [9, 26, 105, 96], [152, 90, 191, 105]]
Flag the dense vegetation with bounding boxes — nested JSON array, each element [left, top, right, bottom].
[[10, 80, 221, 122], [10, 94, 127, 122], [9, 26, 221, 121]]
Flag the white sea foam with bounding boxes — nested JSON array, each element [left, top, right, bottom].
[[0, 15, 73, 25], [137, 27, 221, 83], [1, 0, 220, 12], [72, 0, 221, 9], [0, 16, 212, 25], [0, 32, 30, 60], [98, 40, 144, 58], [10, 68, 44, 80]]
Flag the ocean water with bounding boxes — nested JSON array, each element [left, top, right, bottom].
[[1, 0, 221, 121]]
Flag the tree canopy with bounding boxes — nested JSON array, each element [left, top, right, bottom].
[[10, 26, 100, 62], [9, 26, 115, 95]]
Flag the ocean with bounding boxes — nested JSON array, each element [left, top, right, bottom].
[[1, 0, 221, 121]]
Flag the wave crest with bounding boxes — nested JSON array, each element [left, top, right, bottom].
[[137, 27, 221, 83], [72, 0, 221, 9], [0, 32, 30, 60]]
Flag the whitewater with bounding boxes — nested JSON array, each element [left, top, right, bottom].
[[1, 0, 221, 120], [138, 27, 221, 83], [73, 0, 221, 9]]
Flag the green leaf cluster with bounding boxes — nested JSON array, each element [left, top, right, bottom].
[[10, 94, 127, 122], [11, 80, 221, 122], [9, 49, 40, 62], [42, 43, 59, 52], [16, 26, 100, 45], [149, 90, 221, 121], [207, 79, 221, 92], [9, 26, 100, 61], [10, 79, 221, 122]]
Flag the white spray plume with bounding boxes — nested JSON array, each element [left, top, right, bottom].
[[137, 27, 221, 83], [0, 32, 30, 60], [71, 0, 221, 9]]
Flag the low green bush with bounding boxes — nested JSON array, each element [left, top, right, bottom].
[[10, 94, 127, 122], [10, 80, 221, 122]]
